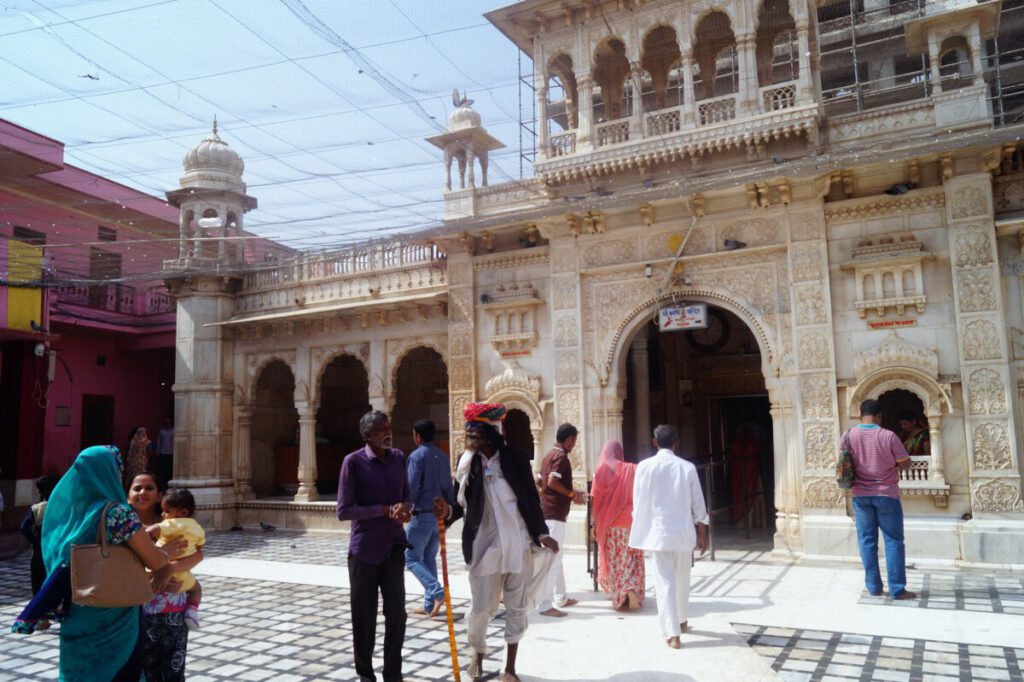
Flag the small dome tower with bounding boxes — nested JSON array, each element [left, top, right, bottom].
[[425, 90, 504, 192]]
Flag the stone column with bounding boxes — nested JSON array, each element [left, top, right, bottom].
[[928, 35, 941, 93], [631, 326, 651, 457], [531, 426, 544, 473], [737, 34, 759, 115], [537, 84, 550, 159], [629, 65, 645, 137], [576, 74, 595, 148], [681, 53, 697, 126], [769, 381, 802, 553], [235, 406, 254, 499], [928, 416, 946, 487], [796, 24, 813, 100], [295, 404, 319, 502]]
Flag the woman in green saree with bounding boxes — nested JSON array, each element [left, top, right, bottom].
[[15, 445, 178, 681]]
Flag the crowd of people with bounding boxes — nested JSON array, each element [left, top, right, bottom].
[[7, 398, 918, 681]]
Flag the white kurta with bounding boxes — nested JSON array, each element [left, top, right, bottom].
[[469, 452, 531, 577], [628, 449, 709, 552]]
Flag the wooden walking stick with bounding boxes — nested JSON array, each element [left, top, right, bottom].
[[437, 512, 461, 682]]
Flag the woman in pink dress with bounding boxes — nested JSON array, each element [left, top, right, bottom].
[[591, 440, 645, 610]]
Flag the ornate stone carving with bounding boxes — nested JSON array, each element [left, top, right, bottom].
[[450, 393, 471, 432], [791, 243, 823, 283], [247, 351, 298, 394], [449, 289, 472, 322], [450, 324, 473, 357], [473, 249, 550, 272], [973, 422, 1012, 470], [554, 314, 578, 348], [556, 350, 580, 384], [484, 363, 541, 401], [582, 239, 636, 268], [854, 332, 938, 381], [795, 285, 826, 326], [798, 331, 830, 369], [449, 357, 473, 391], [720, 218, 781, 248], [963, 319, 1001, 360], [803, 477, 845, 509], [824, 190, 944, 222], [804, 424, 835, 470], [552, 275, 578, 310], [448, 261, 472, 285], [556, 389, 583, 469], [954, 230, 993, 268], [968, 368, 1007, 415], [790, 211, 824, 241], [800, 374, 834, 418], [957, 271, 996, 312], [971, 478, 1024, 512], [950, 186, 988, 219]]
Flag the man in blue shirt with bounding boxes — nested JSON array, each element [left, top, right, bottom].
[[405, 419, 455, 617]]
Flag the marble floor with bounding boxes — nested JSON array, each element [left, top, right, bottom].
[[0, 529, 1022, 681]]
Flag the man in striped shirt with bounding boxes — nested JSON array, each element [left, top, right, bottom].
[[845, 399, 917, 600]]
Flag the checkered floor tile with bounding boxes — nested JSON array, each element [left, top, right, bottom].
[[0, 554, 493, 682], [202, 530, 349, 566], [855, 572, 1024, 615], [734, 623, 1024, 682]]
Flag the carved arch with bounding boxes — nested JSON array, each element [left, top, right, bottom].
[[313, 351, 369, 407], [489, 391, 544, 433], [246, 351, 297, 406], [846, 369, 954, 419], [604, 289, 777, 389], [386, 340, 448, 410]]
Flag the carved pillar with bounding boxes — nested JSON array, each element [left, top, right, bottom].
[[537, 84, 550, 159], [928, 34, 941, 93], [928, 416, 946, 487], [968, 23, 984, 86], [796, 25, 813, 99], [681, 53, 697, 126], [531, 426, 544, 472], [737, 34, 759, 114], [235, 406, 254, 499], [295, 404, 319, 502], [945, 173, 1023, 514], [466, 150, 476, 189], [769, 382, 802, 550], [577, 74, 594, 147], [631, 326, 651, 457], [629, 65, 645, 137]]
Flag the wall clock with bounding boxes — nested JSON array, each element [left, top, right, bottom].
[[687, 308, 729, 352]]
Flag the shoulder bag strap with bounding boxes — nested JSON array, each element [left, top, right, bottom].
[[95, 501, 115, 558]]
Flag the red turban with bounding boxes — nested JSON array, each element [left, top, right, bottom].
[[463, 402, 506, 429]]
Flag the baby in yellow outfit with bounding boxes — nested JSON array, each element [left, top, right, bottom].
[[148, 488, 205, 630]]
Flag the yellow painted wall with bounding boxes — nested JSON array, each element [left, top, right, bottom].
[[6, 240, 42, 331]]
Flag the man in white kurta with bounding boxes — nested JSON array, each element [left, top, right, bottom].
[[629, 424, 709, 648]]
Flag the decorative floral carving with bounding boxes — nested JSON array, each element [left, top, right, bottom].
[[556, 389, 583, 469], [971, 478, 1024, 512], [803, 477, 845, 509], [957, 271, 996, 312], [854, 332, 938, 381], [582, 239, 636, 268], [963, 319, 1001, 360], [968, 368, 1007, 415], [552, 275, 578, 311], [554, 314, 578, 348], [800, 374, 834, 418], [449, 324, 473, 357], [823, 190, 944, 221], [450, 393, 471, 432], [448, 262, 473, 285], [790, 211, 824, 241], [556, 350, 579, 384], [795, 285, 826, 325], [950, 186, 988, 219], [449, 289, 472, 322], [798, 331, 830, 369], [484, 363, 541, 401], [954, 230, 993, 268], [804, 424, 836, 469], [972, 422, 1012, 470], [791, 243, 823, 282], [449, 357, 473, 391]]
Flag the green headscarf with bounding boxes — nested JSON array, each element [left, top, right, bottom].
[[41, 445, 142, 682], [42, 445, 126, 574]]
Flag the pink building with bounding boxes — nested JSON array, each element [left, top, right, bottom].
[[0, 119, 289, 528]]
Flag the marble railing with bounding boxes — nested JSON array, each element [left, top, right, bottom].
[[549, 131, 577, 157], [595, 119, 630, 147], [698, 94, 737, 126]]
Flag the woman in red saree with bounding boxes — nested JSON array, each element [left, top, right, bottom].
[[591, 440, 644, 610]]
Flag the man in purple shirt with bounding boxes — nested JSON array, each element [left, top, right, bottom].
[[337, 410, 412, 682], [845, 399, 916, 601]]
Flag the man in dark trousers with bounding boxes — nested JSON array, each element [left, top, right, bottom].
[[337, 410, 412, 682], [440, 402, 559, 682], [405, 418, 455, 617], [537, 423, 587, 617]]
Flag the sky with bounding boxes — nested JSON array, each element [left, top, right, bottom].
[[0, 0, 529, 250]]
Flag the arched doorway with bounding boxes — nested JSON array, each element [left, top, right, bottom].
[[622, 305, 774, 538], [317, 355, 371, 495], [250, 360, 297, 498], [505, 408, 534, 461], [391, 347, 449, 455]]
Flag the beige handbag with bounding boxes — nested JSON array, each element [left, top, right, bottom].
[[70, 501, 154, 607]]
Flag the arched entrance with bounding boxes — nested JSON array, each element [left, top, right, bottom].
[[317, 355, 371, 495], [622, 305, 774, 537], [391, 347, 449, 455], [505, 408, 534, 461], [250, 360, 297, 497]]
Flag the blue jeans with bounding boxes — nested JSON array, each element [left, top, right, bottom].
[[852, 496, 907, 597], [404, 514, 444, 610]]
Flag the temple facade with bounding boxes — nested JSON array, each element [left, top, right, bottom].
[[167, 0, 1024, 567]]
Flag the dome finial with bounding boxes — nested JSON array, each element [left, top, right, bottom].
[[212, 114, 218, 137]]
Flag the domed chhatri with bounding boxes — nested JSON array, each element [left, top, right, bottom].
[[425, 89, 504, 193], [448, 100, 482, 131], [181, 116, 245, 191]]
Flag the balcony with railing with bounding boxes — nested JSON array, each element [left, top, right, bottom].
[[233, 240, 448, 316]]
